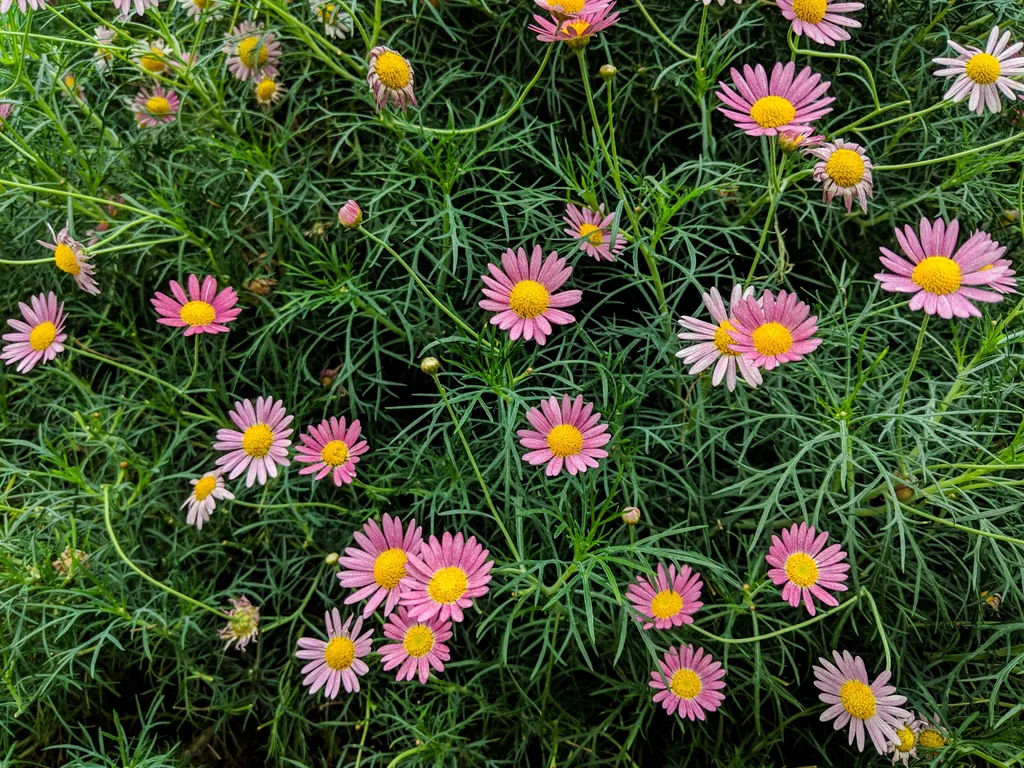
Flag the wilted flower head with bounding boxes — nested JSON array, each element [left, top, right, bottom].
[[52, 547, 89, 576], [367, 47, 417, 112], [220, 596, 261, 651]]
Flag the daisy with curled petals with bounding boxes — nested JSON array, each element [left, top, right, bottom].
[[295, 416, 368, 486], [401, 531, 493, 623], [676, 284, 762, 391], [517, 394, 611, 477], [765, 522, 849, 616], [933, 26, 1024, 115], [367, 46, 417, 112], [214, 397, 293, 487], [888, 714, 920, 767], [563, 203, 625, 261], [2, 293, 67, 374], [805, 139, 873, 213], [254, 76, 287, 109], [479, 246, 581, 345], [378, 607, 452, 684], [181, 468, 234, 531], [626, 563, 704, 630], [220, 596, 259, 651], [650, 645, 726, 721], [338, 514, 423, 617], [729, 289, 822, 371], [94, 27, 116, 73], [717, 62, 834, 136], [113, 0, 158, 18], [529, 4, 620, 49], [295, 609, 373, 698], [776, 0, 862, 47], [224, 22, 281, 82], [874, 218, 1016, 319], [151, 274, 241, 336], [916, 715, 949, 750], [814, 650, 911, 754], [37, 223, 100, 295], [131, 86, 180, 128], [533, 0, 609, 19]]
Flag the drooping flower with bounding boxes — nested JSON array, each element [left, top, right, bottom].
[[94, 27, 116, 73], [131, 86, 180, 128], [338, 514, 424, 617], [676, 284, 762, 391], [401, 531, 493, 623], [0, 0, 45, 12], [776, 0, 862, 47], [151, 274, 241, 336], [874, 218, 1016, 318], [213, 397, 293, 487], [52, 546, 89, 576], [37, 223, 100, 295], [888, 714, 920, 767], [180, 0, 216, 19], [933, 26, 1024, 115], [134, 39, 175, 76], [2, 293, 67, 374], [765, 522, 849, 615], [181, 468, 234, 530], [805, 139, 873, 213], [813, 650, 911, 754], [517, 394, 611, 477], [779, 127, 823, 153], [59, 72, 84, 102], [338, 199, 363, 228], [626, 563, 704, 630], [532, 0, 610, 20], [220, 596, 260, 651], [728, 289, 822, 370], [650, 645, 727, 721], [311, 0, 353, 38], [378, 607, 453, 684], [529, 4, 620, 48], [717, 62, 835, 136], [112, 0, 158, 19], [224, 22, 281, 82], [479, 245, 582, 345], [294, 416, 369, 486], [295, 609, 373, 697], [563, 203, 626, 261], [367, 46, 417, 112], [254, 76, 287, 108]]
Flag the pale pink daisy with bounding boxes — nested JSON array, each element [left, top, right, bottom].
[[933, 26, 1024, 115], [378, 607, 453, 684], [131, 86, 180, 128], [401, 531, 493, 623], [2, 292, 67, 374], [806, 138, 874, 213], [765, 522, 849, 616], [295, 609, 373, 698], [113, 0, 158, 18], [517, 394, 611, 477], [888, 713, 921, 767], [180, 0, 216, 18], [0, 0, 44, 12], [728, 289, 822, 370], [219, 596, 260, 651], [223, 22, 281, 82], [676, 284, 762, 391], [717, 62, 834, 136], [213, 397, 293, 487], [776, 0, 862, 47], [181, 468, 234, 531], [338, 514, 423, 617], [626, 563, 704, 630], [37, 223, 100, 295], [563, 203, 626, 261], [529, 4, 620, 49], [338, 199, 363, 228], [814, 650, 911, 754], [294, 416, 368, 486], [874, 218, 1016, 319], [650, 645, 727, 721], [151, 274, 241, 336], [94, 27, 116, 73], [367, 46, 416, 112], [479, 245, 582, 345], [254, 76, 287, 109]]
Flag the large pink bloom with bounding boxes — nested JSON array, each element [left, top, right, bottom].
[[517, 394, 611, 477], [295, 609, 373, 698], [378, 607, 453, 684], [2, 292, 67, 374], [626, 563, 704, 630], [213, 397, 293, 487], [151, 274, 241, 336], [717, 62, 834, 136], [765, 522, 849, 615], [294, 416, 369, 486], [776, 0, 862, 47], [337, 514, 423, 618], [650, 645, 727, 721], [728, 289, 822, 370], [401, 531, 493, 623]]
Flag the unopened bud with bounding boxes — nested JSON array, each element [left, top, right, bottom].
[[325, 552, 339, 565], [894, 484, 913, 503], [337, 199, 362, 228], [620, 506, 640, 525], [420, 357, 440, 375], [599, 64, 617, 80]]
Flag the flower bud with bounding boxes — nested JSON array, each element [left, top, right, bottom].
[[420, 357, 440, 375], [621, 506, 640, 525], [599, 64, 617, 80], [894, 484, 914, 503], [319, 365, 341, 387], [325, 552, 340, 566], [337, 200, 362, 228]]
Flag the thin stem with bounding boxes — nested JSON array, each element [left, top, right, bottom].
[[874, 132, 1024, 171], [746, 141, 780, 284], [632, 0, 696, 60], [0, 257, 52, 265], [262, 573, 321, 631], [369, 0, 382, 49], [899, 502, 1024, 548], [789, 38, 880, 110], [689, 593, 858, 645], [846, 101, 948, 134], [860, 589, 892, 671]]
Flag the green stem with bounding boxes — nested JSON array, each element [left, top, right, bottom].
[[899, 502, 1024, 548], [689, 593, 858, 645], [262, 573, 321, 631], [789, 36, 880, 110], [875, 132, 1024, 171], [369, 0, 382, 49], [846, 101, 948, 134], [632, 0, 696, 60], [0, 257, 52, 265], [386, 746, 429, 768], [746, 141, 781, 284], [860, 589, 892, 671]]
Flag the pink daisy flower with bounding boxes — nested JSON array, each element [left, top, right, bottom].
[[933, 26, 1024, 115], [779, 127, 824, 153], [112, 0, 158, 17], [765, 522, 849, 616], [717, 62, 835, 136], [875, 218, 1016, 319], [338, 514, 424, 618], [0, 103, 13, 124], [650, 645, 727, 721], [728, 289, 822, 370], [888, 713, 921, 767], [295, 609, 373, 698], [776, 0, 862, 47], [805, 138, 874, 213], [150, 274, 241, 336], [401, 531, 494, 623], [0, 0, 43, 11], [213, 397, 293, 487], [676, 284, 762, 391], [563, 203, 626, 261], [532, 0, 609, 18], [626, 563, 704, 630], [367, 46, 417, 112], [223, 22, 281, 82], [378, 607, 453, 684], [529, 4, 620, 49], [37, 223, 100, 295], [479, 245, 582, 345], [517, 394, 611, 477], [2, 292, 67, 374], [814, 650, 911, 754], [181, 468, 234, 531], [131, 86, 180, 128], [294, 416, 369, 486]]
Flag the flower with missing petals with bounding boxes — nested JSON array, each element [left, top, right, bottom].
[[220, 596, 260, 651]]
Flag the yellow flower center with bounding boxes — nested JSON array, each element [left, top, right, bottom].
[[912, 256, 962, 295], [561, 19, 591, 37], [63, 74, 76, 88], [402, 624, 436, 658], [751, 321, 794, 357], [670, 668, 702, 700], [749, 96, 796, 129], [192, 0, 210, 8], [323, 636, 356, 670], [139, 51, 166, 73], [193, 475, 218, 501], [320, 439, 350, 467], [895, 726, 916, 753], [30, 322, 57, 352], [256, 78, 277, 101], [578, 222, 604, 245], [824, 148, 866, 188], [546, 424, 584, 457], [53, 244, 81, 275], [508, 279, 550, 319], [237, 36, 269, 69], [965, 52, 1001, 85], [145, 96, 172, 115], [791, 0, 827, 24], [373, 548, 408, 589], [919, 729, 947, 749], [241, 423, 274, 458], [374, 51, 411, 89], [713, 319, 739, 356], [427, 566, 468, 605], [649, 589, 683, 619], [229, 609, 257, 637], [178, 300, 216, 326], [548, 0, 584, 11], [839, 680, 877, 720], [784, 551, 819, 588]]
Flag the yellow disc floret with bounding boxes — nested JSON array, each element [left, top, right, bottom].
[[146, 96, 172, 115], [373, 548, 408, 589], [561, 19, 591, 47], [965, 53, 1000, 85], [752, 322, 794, 357], [323, 636, 356, 670], [713, 319, 739, 356], [427, 566, 468, 604], [578, 223, 604, 246], [374, 51, 411, 89], [650, 589, 683, 620], [749, 96, 797, 130], [402, 625, 436, 658], [242, 423, 274, 458], [912, 256, 962, 295], [791, 0, 827, 24], [54, 244, 81, 275], [30, 322, 57, 352], [256, 78, 278, 102], [508, 279, 550, 319], [193, 475, 218, 501], [919, 728, 947, 749], [238, 36, 269, 69], [839, 680, 877, 720], [895, 726, 916, 753], [546, 424, 584, 457], [320, 439, 350, 467], [824, 148, 866, 188], [547, 0, 584, 12], [179, 300, 216, 327], [670, 668, 702, 700], [784, 552, 819, 588]]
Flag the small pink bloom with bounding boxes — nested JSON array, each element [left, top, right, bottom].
[[626, 563, 704, 630], [37, 223, 101, 295], [563, 203, 625, 261], [2, 292, 67, 374], [765, 522, 849, 615], [295, 609, 373, 698], [112, 0, 158, 17], [776, 0, 863, 47], [517, 394, 611, 477], [401, 531, 494, 623], [367, 46, 416, 111], [181, 468, 234, 530], [532, 0, 610, 18], [529, 3, 620, 48], [151, 274, 241, 336], [806, 138, 874, 213], [223, 22, 281, 81], [338, 199, 362, 227], [378, 607, 453, 684], [728, 289, 822, 370], [338, 514, 423, 617], [294, 416, 369, 486], [0, 0, 44, 12], [220, 596, 260, 651], [213, 397, 293, 487], [717, 62, 835, 136], [650, 645, 727, 721], [131, 86, 180, 127]]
